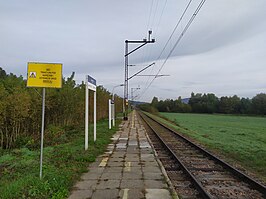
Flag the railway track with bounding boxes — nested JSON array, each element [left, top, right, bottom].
[[138, 111, 266, 199]]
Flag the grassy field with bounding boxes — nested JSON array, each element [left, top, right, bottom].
[[0, 119, 120, 199], [153, 112, 266, 182]]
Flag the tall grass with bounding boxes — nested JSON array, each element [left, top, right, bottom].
[[0, 119, 120, 199]]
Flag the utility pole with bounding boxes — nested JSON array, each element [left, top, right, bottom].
[[123, 31, 155, 120]]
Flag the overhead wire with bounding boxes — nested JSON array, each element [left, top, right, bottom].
[[157, 0, 193, 61], [146, 0, 154, 31], [138, 0, 207, 100], [150, 0, 160, 30], [137, 0, 194, 100], [143, 0, 160, 64], [131, 0, 168, 98], [142, 0, 168, 92], [139, 0, 155, 72], [154, 0, 168, 36], [130, 0, 154, 91]]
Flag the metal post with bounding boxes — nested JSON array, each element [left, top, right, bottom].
[[85, 77, 89, 150], [40, 88, 45, 179], [109, 99, 111, 129], [112, 93, 115, 126], [123, 41, 128, 120], [113, 84, 123, 123], [112, 103, 115, 126], [123, 32, 155, 120], [94, 91, 96, 142], [126, 42, 129, 120]]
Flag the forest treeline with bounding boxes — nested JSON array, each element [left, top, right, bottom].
[[0, 67, 123, 149], [139, 92, 266, 115]]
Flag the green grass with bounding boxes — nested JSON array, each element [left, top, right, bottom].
[[149, 112, 266, 182], [0, 119, 121, 199]]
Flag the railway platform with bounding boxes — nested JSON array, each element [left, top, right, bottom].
[[68, 110, 174, 199]]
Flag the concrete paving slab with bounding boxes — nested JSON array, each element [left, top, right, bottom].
[[125, 154, 139, 158], [142, 161, 160, 167], [119, 188, 145, 199], [140, 149, 153, 154], [115, 148, 127, 152], [123, 166, 142, 173], [143, 172, 164, 180], [122, 172, 143, 180], [68, 190, 93, 199], [87, 167, 105, 174], [141, 154, 154, 158], [144, 180, 168, 189], [88, 161, 102, 168], [81, 172, 102, 180], [143, 166, 161, 173], [120, 179, 145, 189], [96, 179, 120, 189], [99, 157, 109, 167], [145, 189, 172, 199], [104, 151, 113, 155], [110, 136, 119, 141], [68, 111, 174, 199], [110, 153, 125, 158], [104, 166, 123, 173], [101, 172, 122, 180], [141, 158, 156, 162], [125, 157, 139, 162], [119, 137, 128, 141], [74, 180, 98, 190], [91, 189, 119, 199], [116, 145, 127, 149], [128, 161, 142, 167], [126, 149, 140, 154], [108, 157, 124, 162], [107, 161, 124, 167]]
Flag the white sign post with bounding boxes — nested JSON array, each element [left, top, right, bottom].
[[112, 100, 115, 127], [85, 77, 89, 150], [109, 99, 112, 129], [109, 99, 115, 129], [85, 75, 97, 150]]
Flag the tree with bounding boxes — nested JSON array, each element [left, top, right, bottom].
[[240, 98, 252, 114], [189, 93, 202, 113], [0, 68, 124, 149], [219, 95, 241, 114], [0, 67, 7, 79], [252, 93, 266, 115], [151, 97, 159, 108]]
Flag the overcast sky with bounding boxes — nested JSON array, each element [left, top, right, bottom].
[[1, 0, 265, 102]]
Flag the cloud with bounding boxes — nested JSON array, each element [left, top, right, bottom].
[[0, 0, 265, 102]]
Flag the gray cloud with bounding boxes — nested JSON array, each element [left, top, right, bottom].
[[0, 0, 265, 102]]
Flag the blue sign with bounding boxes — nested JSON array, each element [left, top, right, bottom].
[[88, 75, 96, 86], [87, 75, 97, 91]]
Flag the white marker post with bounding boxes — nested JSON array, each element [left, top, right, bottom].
[[85, 75, 97, 149], [109, 99, 112, 129], [85, 76, 89, 150], [94, 91, 96, 142], [111, 99, 115, 127]]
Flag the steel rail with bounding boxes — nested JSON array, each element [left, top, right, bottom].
[[139, 112, 212, 199], [141, 111, 266, 197]]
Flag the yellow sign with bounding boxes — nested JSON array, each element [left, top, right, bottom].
[[27, 62, 62, 88]]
